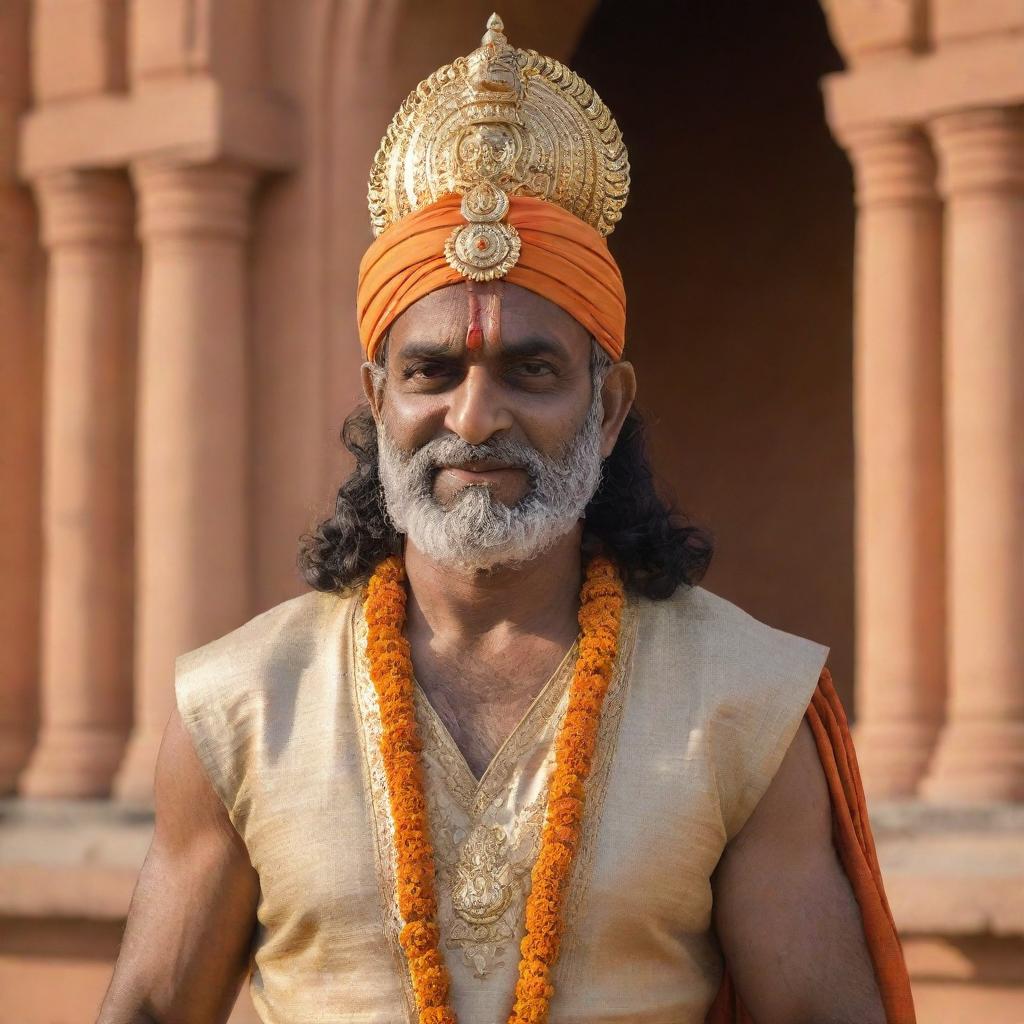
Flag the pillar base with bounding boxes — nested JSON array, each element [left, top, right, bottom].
[[922, 720, 1024, 803], [853, 719, 943, 799], [113, 728, 165, 805], [19, 728, 128, 798], [0, 730, 36, 795]]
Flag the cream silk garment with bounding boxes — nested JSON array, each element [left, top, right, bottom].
[[176, 584, 829, 1024]]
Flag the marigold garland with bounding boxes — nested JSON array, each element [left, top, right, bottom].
[[364, 553, 625, 1024]]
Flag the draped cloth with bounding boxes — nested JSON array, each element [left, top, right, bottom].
[[356, 194, 628, 362], [177, 583, 915, 1022], [705, 667, 917, 1024]]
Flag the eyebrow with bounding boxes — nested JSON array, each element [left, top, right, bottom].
[[501, 335, 570, 360], [396, 335, 570, 361]]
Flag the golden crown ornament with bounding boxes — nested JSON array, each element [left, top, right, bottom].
[[367, 13, 630, 282]]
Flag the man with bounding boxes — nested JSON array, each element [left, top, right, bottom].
[[98, 15, 914, 1024]]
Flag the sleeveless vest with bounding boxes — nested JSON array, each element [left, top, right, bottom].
[[176, 583, 829, 1023]]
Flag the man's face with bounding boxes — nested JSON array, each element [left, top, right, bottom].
[[362, 281, 634, 569]]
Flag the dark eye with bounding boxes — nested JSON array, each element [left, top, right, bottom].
[[404, 361, 454, 381], [516, 361, 553, 377]]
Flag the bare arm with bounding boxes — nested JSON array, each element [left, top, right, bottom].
[[97, 708, 260, 1024], [712, 718, 886, 1024]]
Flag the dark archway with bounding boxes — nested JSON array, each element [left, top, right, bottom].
[[573, 2, 855, 705]]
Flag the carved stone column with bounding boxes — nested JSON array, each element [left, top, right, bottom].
[[20, 170, 136, 798], [923, 108, 1024, 802], [0, 0, 40, 794], [0, 185, 42, 793], [114, 161, 254, 803], [842, 125, 946, 798]]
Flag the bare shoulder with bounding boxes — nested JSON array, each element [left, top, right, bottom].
[[96, 709, 260, 1024], [712, 719, 886, 1024], [732, 717, 831, 853], [153, 705, 246, 852]]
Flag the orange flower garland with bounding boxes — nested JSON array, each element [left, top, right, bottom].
[[364, 553, 625, 1024]]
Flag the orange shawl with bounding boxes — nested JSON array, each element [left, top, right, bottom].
[[706, 668, 917, 1024]]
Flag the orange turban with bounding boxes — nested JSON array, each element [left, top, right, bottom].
[[357, 194, 626, 363]]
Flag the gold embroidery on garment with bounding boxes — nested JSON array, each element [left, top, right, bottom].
[[353, 593, 639, 992], [420, 654, 573, 981], [433, 789, 550, 979], [414, 692, 479, 811], [452, 824, 515, 925]]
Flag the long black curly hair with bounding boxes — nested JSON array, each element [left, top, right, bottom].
[[298, 400, 714, 600]]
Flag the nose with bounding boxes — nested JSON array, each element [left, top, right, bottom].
[[443, 364, 514, 445]]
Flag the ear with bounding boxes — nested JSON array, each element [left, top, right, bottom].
[[598, 360, 637, 458], [361, 360, 384, 423]]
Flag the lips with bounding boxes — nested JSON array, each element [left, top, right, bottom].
[[439, 458, 524, 474], [434, 459, 529, 491]]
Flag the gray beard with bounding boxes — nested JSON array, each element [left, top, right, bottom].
[[376, 388, 605, 572]]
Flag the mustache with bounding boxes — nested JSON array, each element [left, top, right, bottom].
[[401, 433, 545, 478], [375, 394, 605, 570]]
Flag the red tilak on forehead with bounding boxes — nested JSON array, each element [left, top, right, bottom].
[[466, 281, 484, 351]]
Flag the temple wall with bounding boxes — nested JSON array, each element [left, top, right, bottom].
[[0, 1, 1021, 1021]]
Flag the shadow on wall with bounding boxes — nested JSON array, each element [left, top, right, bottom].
[[572, 0, 855, 706]]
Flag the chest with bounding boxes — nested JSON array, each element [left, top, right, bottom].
[[237, 594, 742, 1023], [411, 637, 577, 779]]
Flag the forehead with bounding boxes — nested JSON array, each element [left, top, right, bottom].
[[388, 282, 591, 353]]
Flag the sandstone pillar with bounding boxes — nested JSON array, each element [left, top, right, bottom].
[[20, 170, 136, 798], [844, 125, 946, 798], [114, 161, 254, 804], [0, 185, 42, 792], [923, 108, 1024, 802], [0, 0, 40, 793]]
